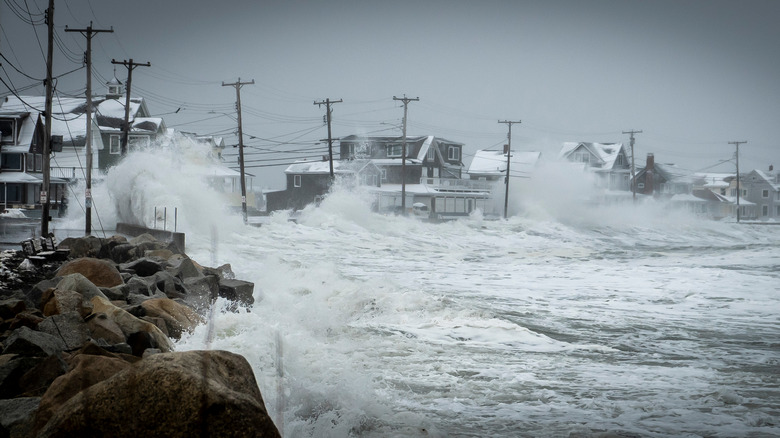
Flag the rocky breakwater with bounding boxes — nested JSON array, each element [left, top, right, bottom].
[[0, 234, 281, 438]]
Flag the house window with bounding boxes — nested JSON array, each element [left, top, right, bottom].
[[776, 205, 780, 216], [762, 205, 768, 216], [293, 175, 301, 187], [35, 154, 42, 171], [1, 153, 22, 170], [448, 146, 460, 161], [380, 169, 387, 182], [762, 189, 769, 198], [129, 135, 150, 149], [345, 144, 355, 159], [0, 183, 22, 202], [616, 154, 623, 166], [26, 153, 34, 172], [574, 151, 590, 164], [427, 146, 435, 161], [776, 192, 780, 201], [742, 189, 748, 197], [0, 119, 16, 144], [387, 144, 402, 158], [110, 135, 121, 154]]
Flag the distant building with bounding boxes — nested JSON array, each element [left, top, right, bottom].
[[740, 168, 780, 220], [558, 142, 631, 191], [265, 158, 381, 212]]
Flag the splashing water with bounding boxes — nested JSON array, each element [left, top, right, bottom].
[[68, 144, 780, 437]]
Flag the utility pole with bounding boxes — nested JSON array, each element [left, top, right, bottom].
[[498, 120, 521, 219], [41, 0, 54, 237], [623, 129, 642, 201], [393, 95, 418, 215], [222, 78, 254, 224], [66, 22, 112, 235], [313, 98, 342, 178], [111, 58, 150, 156], [729, 140, 747, 222]]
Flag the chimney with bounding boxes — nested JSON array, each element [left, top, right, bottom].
[[770, 164, 774, 172], [645, 153, 654, 195]]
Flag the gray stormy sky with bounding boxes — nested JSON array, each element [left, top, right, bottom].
[[2, 0, 779, 188]]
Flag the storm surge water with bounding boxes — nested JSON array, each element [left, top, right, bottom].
[[70, 148, 779, 437]]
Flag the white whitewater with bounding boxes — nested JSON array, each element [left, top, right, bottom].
[[65, 145, 779, 437]]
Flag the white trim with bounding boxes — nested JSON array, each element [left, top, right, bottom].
[[293, 174, 302, 187]]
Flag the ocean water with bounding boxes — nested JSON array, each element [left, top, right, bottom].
[[63, 146, 780, 437]]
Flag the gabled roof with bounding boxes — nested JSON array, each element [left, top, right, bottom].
[[467, 149, 541, 177], [639, 162, 697, 185], [750, 169, 780, 191], [559, 142, 625, 170]]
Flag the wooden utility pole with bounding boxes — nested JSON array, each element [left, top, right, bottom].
[[41, 0, 54, 236], [111, 58, 150, 156], [498, 120, 521, 219], [222, 78, 254, 223], [313, 98, 342, 178], [623, 129, 642, 201], [66, 23, 112, 235], [729, 140, 747, 222], [393, 95, 418, 215]]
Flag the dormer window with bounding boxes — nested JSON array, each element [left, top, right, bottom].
[[108, 85, 121, 95], [387, 144, 402, 158], [447, 146, 460, 161]]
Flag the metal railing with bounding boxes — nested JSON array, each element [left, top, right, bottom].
[[419, 177, 496, 191], [153, 206, 178, 232]]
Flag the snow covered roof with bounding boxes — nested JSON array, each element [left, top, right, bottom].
[[752, 169, 780, 191], [559, 142, 625, 170], [467, 150, 541, 177]]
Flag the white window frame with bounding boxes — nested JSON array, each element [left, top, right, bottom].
[[129, 135, 150, 149], [108, 85, 121, 95], [110, 135, 121, 154], [448, 146, 460, 161], [380, 169, 387, 182], [387, 144, 402, 158], [762, 189, 769, 198], [293, 175, 302, 187], [427, 146, 435, 161]]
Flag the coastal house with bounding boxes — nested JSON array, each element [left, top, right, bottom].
[[558, 142, 631, 191], [339, 135, 465, 184], [0, 97, 88, 214], [1, 77, 165, 174], [740, 168, 780, 220], [632, 153, 696, 197], [265, 158, 381, 212], [95, 75, 166, 170], [467, 149, 541, 182]]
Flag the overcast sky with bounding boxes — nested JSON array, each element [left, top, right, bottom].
[[2, 0, 779, 187]]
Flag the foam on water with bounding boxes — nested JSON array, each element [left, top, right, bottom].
[[70, 147, 779, 437]]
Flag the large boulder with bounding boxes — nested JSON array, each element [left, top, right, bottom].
[[58, 236, 102, 259], [140, 298, 203, 339], [0, 355, 43, 399], [42, 289, 88, 317], [85, 312, 126, 345], [38, 312, 90, 351], [182, 275, 220, 312], [218, 279, 255, 309], [55, 258, 123, 288], [0, 397, 40, 438], [34, 348, 134, 434], [2, 326, 66, 357], [53, 273, 107, 302], [36, 350, 281, 438], [0, 298, 27, 320], [90, 296, 173, 353], [120, 257, 165, 277]]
